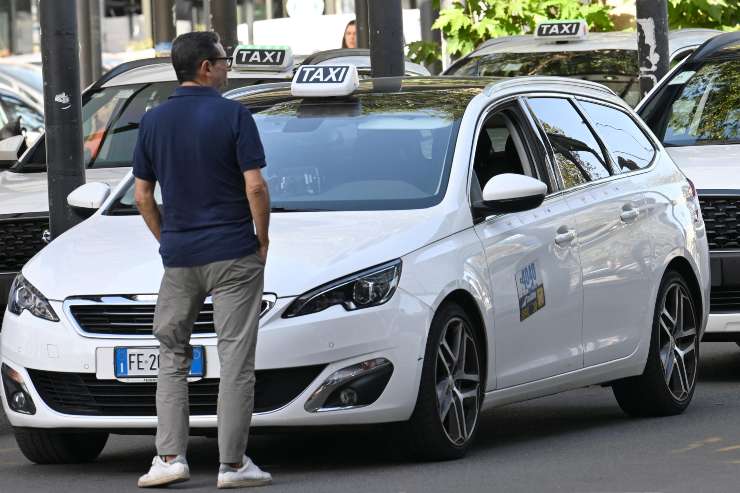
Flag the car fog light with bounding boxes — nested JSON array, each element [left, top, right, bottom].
[[339, 388, 358, 406], [1, 364, 36, 415], [305, 358, 393, 412], [11, 392, 28, 410]]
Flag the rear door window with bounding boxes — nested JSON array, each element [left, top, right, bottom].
[[579, 101, 655, 173], [527, 97, 611, 189]]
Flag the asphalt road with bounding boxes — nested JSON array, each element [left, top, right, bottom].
[[2, 342, 740, 493]]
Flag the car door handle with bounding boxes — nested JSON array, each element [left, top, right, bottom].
[[620, 209, 639, 223], [554, 229, 577, 246]]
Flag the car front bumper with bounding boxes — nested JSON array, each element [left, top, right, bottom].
[[1, 290, 432, 430]]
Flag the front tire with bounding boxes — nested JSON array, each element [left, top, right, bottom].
[[14, 428, 108, 464], [405, 302, 483, 460], [612, 270, 699, 417]]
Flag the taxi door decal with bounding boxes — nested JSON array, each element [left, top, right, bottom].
[[516, 261, 546, 321]]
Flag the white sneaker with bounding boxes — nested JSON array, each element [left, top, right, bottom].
[[217, 455, 272, 488], [137, 455, 190, 488]]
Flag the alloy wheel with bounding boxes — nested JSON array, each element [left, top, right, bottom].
[[658, 282, 698, 402], [435, 317, 481, 446]]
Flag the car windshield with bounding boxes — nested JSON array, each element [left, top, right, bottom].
[[11, 77, 281, 173], [107, 88, 479, 214], [639, 57, 739, 146], [448, 50, 640, 106]]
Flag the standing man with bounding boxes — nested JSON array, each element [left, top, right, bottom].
[[134, 31, 272, 489]]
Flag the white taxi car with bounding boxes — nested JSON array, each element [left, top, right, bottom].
[[0, 46, 428, 313], [443, 21, 720, 107], [2, 67, 709, 464], [637, 32, 740, 343]]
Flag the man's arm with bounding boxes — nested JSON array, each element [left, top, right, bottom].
[[134, 178, 161, 242], [244, 168, 270, 262]]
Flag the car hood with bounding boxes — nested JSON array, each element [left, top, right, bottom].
[[24, 208, 458, 300], [666, 145, 740, 191], [0, 168, 129, 216]]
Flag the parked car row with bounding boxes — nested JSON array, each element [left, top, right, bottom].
[[0, 27, 737, 465]]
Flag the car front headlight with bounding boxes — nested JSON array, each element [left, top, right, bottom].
[[7, 274, 59, 322], [283, 260, 402, 318]]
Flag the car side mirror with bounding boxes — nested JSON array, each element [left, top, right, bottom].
[[0, 135, 25, 170], [474, 174, 548, 215], [67, 182, 111, 216]]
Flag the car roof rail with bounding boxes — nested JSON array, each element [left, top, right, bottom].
[[300, 48, 371, 65], [87, 57, 171, 92], [683, 31, 740, 65]]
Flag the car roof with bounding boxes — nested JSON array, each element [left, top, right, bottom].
[[682, 31, 740, 65], [231, 75, 621, 107], [470, 28, 721, 56], [300, 48, 430, 76], [99, 57, 293, 88]]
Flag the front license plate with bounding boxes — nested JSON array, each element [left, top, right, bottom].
[[114, 347, 204, 378]]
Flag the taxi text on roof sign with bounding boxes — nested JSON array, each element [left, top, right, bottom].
[[232, 44, 293, 71], [534, 20, 588, 42], [291, 65, 360, 97]]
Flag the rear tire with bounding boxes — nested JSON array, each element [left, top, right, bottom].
[[612, 270, 699, 417], [14, 428, 108, 464], [404, 302, 483, 461]]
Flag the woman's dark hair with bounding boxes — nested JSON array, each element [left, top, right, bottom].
[[341, 20, 356, 49], [171, 31, 221, 83]]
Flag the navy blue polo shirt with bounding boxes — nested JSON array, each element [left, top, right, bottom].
[[132, 86, 265, 268]]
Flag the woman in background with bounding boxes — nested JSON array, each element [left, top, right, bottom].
[[341, 20, 356, 49]]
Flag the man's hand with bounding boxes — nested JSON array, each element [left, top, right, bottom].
[[257, 239, 269, 264], [244, 168, 270, 265], [134, 178, 161, 242]]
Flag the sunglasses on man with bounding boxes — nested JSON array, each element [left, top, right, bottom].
[[208, 56, 233, 69]]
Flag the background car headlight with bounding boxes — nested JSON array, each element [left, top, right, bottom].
[[283, 260, 402, 318], [7, 274, 59, 322]]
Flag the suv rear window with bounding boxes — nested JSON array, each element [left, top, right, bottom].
[[640, 58, 740, 146]]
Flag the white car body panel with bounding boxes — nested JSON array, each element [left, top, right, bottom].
[[476, 192, 583, 387], [1, 77, 710, 434], [0, 167, 129, 215], [665, 144, 740, 336], [665, 145, 740, 191]]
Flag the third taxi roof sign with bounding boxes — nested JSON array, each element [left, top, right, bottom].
[[232, 44, 294, 72], [534, 20, 588, 42]]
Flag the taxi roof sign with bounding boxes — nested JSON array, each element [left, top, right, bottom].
[[232, 45, 293, 72], [534, 20, 588, 42], [291, 65, 359, 97]]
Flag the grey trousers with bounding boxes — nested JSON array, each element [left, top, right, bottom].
[[153, 254, 264, 464]]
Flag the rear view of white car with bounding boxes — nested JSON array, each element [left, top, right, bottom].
[[2, 71, 709, 464]]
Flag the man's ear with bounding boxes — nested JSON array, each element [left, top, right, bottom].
[[199, 58, 211, 76]]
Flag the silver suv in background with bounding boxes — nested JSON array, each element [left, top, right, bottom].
[[638, 32, 740, 344], [444, 24, 720, 107]]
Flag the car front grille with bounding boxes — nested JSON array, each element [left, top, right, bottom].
[[698, 196, 740, 250], [710, 286, 740, 313], [27, 365, 325, 416], [68, 296, 276, 336], [0, 216, 49, 272]]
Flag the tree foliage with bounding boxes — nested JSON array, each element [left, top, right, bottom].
[[668, 0, 740, 30], [431, 0, 614, 58]]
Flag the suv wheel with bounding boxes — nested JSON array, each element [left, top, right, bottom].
[[405, 302, 483, 460], [14, 428, 108, 464], [612, 270, 699, 417]]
